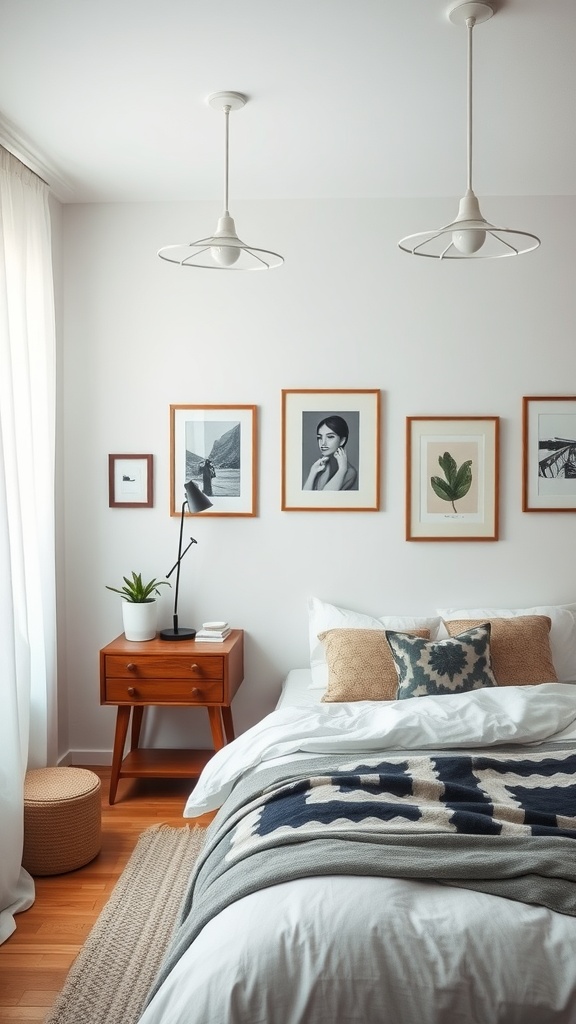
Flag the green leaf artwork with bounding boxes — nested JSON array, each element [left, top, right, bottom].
[[430, 451, 472, 513]]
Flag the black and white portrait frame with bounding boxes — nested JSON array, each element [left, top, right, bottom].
[[406, 416, 499, 541], [523, 395, 576, 512], [108, 454, 153, 508], [281, 389, 381, 511], [170, 404, 257, 517]]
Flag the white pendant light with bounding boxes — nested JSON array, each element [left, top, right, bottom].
[[398, 2, 540, 260], [158, 92, 284, 270]]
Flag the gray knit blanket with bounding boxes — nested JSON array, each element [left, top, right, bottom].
[[148, 744, 576, 1002]]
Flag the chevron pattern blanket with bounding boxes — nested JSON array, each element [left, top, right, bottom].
[[149, 744, 576, 1001]]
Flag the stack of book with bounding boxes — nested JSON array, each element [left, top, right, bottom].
[[195, 621, 231, 642]]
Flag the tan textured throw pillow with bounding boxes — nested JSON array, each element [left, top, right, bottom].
[[444, 615, 557, 686], [319, 627, 430, 702]]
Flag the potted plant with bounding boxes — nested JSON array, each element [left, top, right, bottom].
[[106, 572, 171, 641]]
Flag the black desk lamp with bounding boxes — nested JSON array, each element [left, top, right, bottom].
[[159, 479, 213, 641]]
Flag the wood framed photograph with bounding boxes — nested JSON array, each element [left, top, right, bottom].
[[170, 405, 257, 517], [523, 395, 576, 512], [281, 389, 380, 511], [108, 454, 153, 508], [406, 417, 499, 541]]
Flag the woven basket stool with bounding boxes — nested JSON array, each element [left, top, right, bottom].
[[23, 766, 102, 876]]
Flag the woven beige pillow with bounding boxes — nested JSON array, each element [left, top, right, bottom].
[[444, 615, 557, 686], [319, 627, 430, 702]]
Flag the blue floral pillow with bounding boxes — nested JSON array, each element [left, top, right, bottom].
[[385, 624, 498, 699]]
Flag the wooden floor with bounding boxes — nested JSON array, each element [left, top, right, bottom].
[[0, 767, 215, 1022]]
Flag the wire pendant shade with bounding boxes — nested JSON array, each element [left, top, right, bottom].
[[158, 92, 284, 271], [398, 2, 540, 260]]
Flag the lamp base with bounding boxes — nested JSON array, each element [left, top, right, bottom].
[[159, 627, 197, 641]]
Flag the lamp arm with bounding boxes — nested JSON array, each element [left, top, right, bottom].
[[166, 536, 198, 579], [167, 500, 197, 634], [160, 482, 208, 641]]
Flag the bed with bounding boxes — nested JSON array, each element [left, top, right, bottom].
[[138, 598, 576, 1024]]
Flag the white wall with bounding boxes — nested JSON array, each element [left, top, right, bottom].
[[59, 195, 576, 762]]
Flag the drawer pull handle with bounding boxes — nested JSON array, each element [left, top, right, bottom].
[[191, 687, 200, 697], [190, 663, 200, 673], [127, 686, 136, 696], [126, 663, 136, 672]]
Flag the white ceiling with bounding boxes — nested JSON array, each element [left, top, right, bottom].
[[0, 0, 574, 204]]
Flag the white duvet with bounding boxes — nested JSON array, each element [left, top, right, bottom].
[[185, 683, 576, 816], [140, 686, 576, 1024]]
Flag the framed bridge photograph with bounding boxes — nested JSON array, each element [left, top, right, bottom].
[[523, 395, 576, 512]]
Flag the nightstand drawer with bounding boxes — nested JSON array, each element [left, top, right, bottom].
[[104, 678, 224, 703], [104, 654, 223, 680]]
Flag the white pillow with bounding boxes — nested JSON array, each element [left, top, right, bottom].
[[437, 604, 576, 684], [308, 596, 442, 689]]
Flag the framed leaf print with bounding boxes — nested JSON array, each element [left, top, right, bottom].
[[406, 416, 499, 541]]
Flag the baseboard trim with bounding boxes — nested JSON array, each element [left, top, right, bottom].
[[59, 750, 112, 767]]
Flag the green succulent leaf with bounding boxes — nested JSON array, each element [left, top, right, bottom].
[[106, 570, 171, 602]]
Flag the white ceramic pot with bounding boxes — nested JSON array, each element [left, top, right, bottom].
[[122, 600, 157, 641]]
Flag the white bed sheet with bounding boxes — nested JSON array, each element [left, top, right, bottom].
[[138, 684, 576, 1024], [275, 667, 323, 708]]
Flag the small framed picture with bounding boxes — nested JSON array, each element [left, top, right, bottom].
[[406, 416, 499, 541], [108, 454, 153, 508], [281, 389, 380, 511], [523, 395, 576, 512], [170, 405, 257, 517]]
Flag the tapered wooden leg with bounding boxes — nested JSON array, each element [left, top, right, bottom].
[[207, 707, 226, 751], [221, 705, 235, 743], [130, 705, 144, 750], [110, 706, 131, 804]]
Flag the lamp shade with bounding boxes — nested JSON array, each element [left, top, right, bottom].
[[185, 479, 213, 513]]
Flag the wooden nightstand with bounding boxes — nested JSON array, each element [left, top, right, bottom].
[[99, 629, 244, 804]]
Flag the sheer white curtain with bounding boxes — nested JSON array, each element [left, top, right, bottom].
[[0, 145, 58, 942]]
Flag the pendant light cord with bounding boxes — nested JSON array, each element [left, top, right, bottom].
[[466, 16, 475, 194], [223, 104, 231, 213]]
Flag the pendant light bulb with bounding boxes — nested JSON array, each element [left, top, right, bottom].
[[452, 228, 485, 254], [210, 213, 241, 266], [451, 190, 486, 253], [211, 247, 240, 267]]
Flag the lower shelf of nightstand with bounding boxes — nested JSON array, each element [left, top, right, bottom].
[[119, 748, 214, 779]]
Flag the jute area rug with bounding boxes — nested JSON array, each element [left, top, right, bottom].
[[44, 823, 206, 1024]]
